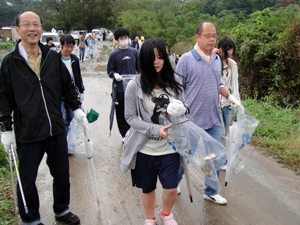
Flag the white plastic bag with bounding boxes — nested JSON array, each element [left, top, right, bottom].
[[225, 106, 259, 185], [67, 118, 83, 154]]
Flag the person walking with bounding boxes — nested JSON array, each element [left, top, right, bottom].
[[175, 22, 241, 205], [138, 36, 145, 50], [77, 32, 87, 62], [103, 30, 106, 41], [45, 36, 56, 50], [86, 35, 95, 59], [0, 11, 88, 225], [107, 27, 139, 140], [131, 36, 139, 50], [59, 34, 85, 135], [216, 36, 241, 170], [122, 38, 189, 225]]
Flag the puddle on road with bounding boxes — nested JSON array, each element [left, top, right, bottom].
[[77, 43, 111, 77], [94, 65, 107, 71]]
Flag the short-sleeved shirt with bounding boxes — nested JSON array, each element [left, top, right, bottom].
[[176, 49, 223, 130]]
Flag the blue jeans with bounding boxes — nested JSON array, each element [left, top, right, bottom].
[[204, 125, 221, 196], [220, 105, 233, 166], [61, 99, 74, 134], [219, 108, 226, 147], [177, 125, 221, 196], [79, 47, 85, 61], [221, 105, 233, 141]]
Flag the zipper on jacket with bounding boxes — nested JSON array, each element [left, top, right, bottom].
[[14, 51, 53, 136]]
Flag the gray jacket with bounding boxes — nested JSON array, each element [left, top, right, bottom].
[[120, 74, 188, 173]]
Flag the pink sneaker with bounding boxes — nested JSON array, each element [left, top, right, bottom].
[[144, 218, 157, 225], [160, 209, 178, 225]]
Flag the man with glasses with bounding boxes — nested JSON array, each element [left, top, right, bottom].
[[0, 11, 87, 224], [175, 22, 240, 205]]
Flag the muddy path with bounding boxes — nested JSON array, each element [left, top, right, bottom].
[[34, 41, 300, 225]]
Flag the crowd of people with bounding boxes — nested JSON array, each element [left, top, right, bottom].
[[0, 10, 241, 225]]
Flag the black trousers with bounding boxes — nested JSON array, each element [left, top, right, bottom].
[[16, 133, 70, 223], [115, 92, 131, 137]]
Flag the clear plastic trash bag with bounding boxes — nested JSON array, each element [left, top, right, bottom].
[[159, 114, 227, 192], [225, 106, 259, 186], [67, 118, 84, 154], [121, 74, 137, 91]]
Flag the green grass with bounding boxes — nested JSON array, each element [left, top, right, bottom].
[[106, 48, 112, 56], [0, 42, 14, 50], [243, 99, 300, 174], [0, 42, 14, 59], [0, 146, 18, 224]]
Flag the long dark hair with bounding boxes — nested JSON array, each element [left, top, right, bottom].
[[139, 38, 183, 96], [217, 36, 238, 63]]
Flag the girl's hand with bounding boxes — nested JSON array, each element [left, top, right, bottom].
[[159, 125, 173, 141], [214, 48, 220, 54]]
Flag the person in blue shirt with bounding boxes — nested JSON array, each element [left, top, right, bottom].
[[176, 21, 241, 205], [131, 36, 139, 50]]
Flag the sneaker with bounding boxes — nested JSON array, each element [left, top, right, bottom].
[[144, 218, 157, 225], [55, 212, 80, 225], [203, 193, 227, 205], [160, 209, 178, 225], [220, 165, 227, 171], [177, 185, 181, 195]]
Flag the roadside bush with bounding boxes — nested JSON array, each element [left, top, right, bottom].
[[0, 42, 14, 50], [243, 98, 300, 173], [230, 5, 300, 107]]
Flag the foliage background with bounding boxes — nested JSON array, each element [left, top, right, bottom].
[[1, 1, 300, 222]]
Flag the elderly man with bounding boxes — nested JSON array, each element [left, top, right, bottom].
[[0, 11, 88, 225], [131, 36, 140, 50], [176, 21, 240, 205]]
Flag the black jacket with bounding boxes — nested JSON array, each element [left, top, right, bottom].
[[0, 41, 81, 143], [58, 52, 85, 93]]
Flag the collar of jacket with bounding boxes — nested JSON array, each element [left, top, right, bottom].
[[191, 48, 219, 62], [13, 40, 50, 64]]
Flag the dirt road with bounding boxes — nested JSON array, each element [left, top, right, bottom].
[[35, 41, 300, 225]]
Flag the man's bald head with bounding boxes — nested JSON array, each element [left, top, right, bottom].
[[195, 22, 217, 35], [16, 11, 42, 27]]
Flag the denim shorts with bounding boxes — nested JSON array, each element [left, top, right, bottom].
[[131, 152, 180, 193]]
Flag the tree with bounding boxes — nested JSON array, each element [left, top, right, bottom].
[[0, 0, 22, 27], [35, 0, 81, 33], [115, 0, 203, 52], [230, 5, 300, 106]]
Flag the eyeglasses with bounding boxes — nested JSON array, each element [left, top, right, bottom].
[[19, 22, 42, 28], [200, 34, 218, 39]]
